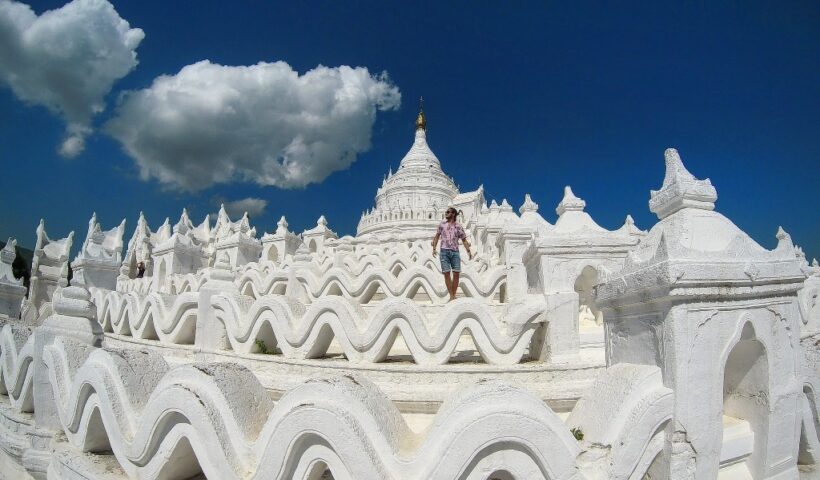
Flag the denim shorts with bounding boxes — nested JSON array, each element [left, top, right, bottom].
[[440, 249, 461, 272]]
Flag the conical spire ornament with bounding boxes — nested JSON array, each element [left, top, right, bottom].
[[649, 148, 717, 220], [519, 194, 539, 214], [415, 96, 426, 131], [556, 186, 586, 216]]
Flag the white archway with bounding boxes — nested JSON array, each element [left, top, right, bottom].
[[720, 322, 770, 476], [574, 265, 602, 328], [156, 259, 167, 291]]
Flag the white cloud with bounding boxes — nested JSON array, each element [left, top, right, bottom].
[[0, 0, 143, 157], [222, 197, 268, 219], [106, 60, 401, 191]]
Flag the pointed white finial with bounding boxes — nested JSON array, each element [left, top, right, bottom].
[[176, 208, 192, 233], [649, 148, 717, 220], [812, 258, 818, 268], [0, 238, 18, 274], [556, 186, 586, 216], [519, 194, 539, 214], [775, 226, 795, 253], [618, 214, 644, 236], [317, 215, 327, 226], [2, 237, 16, 252]]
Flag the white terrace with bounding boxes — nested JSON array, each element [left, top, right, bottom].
[[0, 110, 817, 480]]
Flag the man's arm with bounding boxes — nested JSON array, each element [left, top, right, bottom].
[[431, 232, 440, 257], [462, 237, 473, 260]]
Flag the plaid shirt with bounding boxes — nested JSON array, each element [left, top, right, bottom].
[[437, 220, 466, 250]]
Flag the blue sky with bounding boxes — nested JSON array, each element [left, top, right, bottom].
[[1, 1, 818, 259]]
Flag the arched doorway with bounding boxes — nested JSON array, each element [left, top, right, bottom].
[[720, 322, 769, 476], [308, 239, 317, 253], [574, 265, 603, 328], [156, 259, 167, 291], [267, 245, 279, 263]]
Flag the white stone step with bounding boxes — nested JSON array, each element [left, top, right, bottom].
[[718, 415, 754, 479]]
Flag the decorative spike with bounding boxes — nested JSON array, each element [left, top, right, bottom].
[[556, 186, 586, 216], [775, 226, 795, 252], [519, 194, 539, 214], [649, 148, 717, 219]]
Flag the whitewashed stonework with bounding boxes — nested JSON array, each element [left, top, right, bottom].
[[302, 215, 338, 256], [20, 220, 73, 326], [261, 216, 301, 264], [0, 115, 816, 479], [150, 209, 210, 292], [212, 205, 262, 268], [357, 111, 461, 238], [118, 211, 155, 282], [70, 213, 126, 291], [596, 149, 812, 479], [0, 239, 26, 319]]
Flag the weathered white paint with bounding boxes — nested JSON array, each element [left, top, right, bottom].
[[0, 123, 816, 479]]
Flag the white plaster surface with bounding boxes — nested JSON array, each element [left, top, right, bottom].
[[0, 127, 815, 479]]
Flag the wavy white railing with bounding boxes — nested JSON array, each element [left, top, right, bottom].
[[567, 364, 674, 480], [43, 337, 582, 480], [245, 241, 492, 281], [212, 295, 545, 365], [236, 265, 506, 304], [116, 276, 152, 295], [167, 271, 208, 294], [91, 290, 199, 344], [0, 323, 34, 412]]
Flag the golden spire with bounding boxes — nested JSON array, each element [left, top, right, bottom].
[[415, 96, 426, 131]]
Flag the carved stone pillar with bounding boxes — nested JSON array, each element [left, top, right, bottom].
[[33, 286, 102, 431]]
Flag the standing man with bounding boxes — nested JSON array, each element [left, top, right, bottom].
[[432, 207, 473, 301]]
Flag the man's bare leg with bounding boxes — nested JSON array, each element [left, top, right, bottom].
[[443, 272, 452, 300], [450, 272, 460, 300]]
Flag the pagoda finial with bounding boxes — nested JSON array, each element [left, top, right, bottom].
[[415, 96, 426, 131]]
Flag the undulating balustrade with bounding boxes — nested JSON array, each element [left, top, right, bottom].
[[90, 289, 199, 344], [130, 240, 500, 300], [210, 295, 545, 365], [2, 314, 816, 479], [7, 335, 702, 480], [90, 286, 540, 365], [91, 243, 514, 366], [44, 336, 573, 480], [235, 264, 506, 304], [0, 323, 34, 412]]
